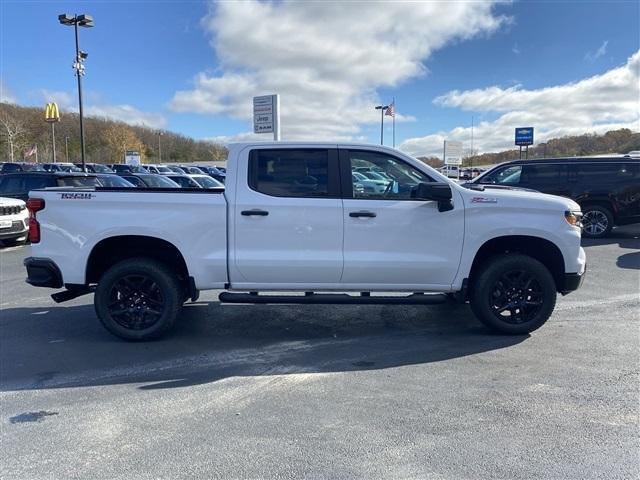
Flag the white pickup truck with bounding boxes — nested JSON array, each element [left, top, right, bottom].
[[24, 142, 586, 340]]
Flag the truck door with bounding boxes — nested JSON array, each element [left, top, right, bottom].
[[340, 148, 464, 289], [231, 147, 344, 287]]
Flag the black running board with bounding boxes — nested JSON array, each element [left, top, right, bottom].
[[51, 285, 95, 303], [218, 292, 446, 305]]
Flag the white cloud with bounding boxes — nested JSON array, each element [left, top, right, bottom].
[[170, 0, 508, 140], [38, 89, 166, 129], [0, 81, 17, 104], [400, 50, 640, 157], [85, 104, 167, 129], [585, 40, 609, 62]]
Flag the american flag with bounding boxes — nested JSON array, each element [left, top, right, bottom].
[[385, 101, 395, 117], [24, 145, 37, 158]]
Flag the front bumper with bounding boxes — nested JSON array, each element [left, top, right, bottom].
[[24, 257, 63, 288], [559, 266, 586, 295], [0, 219, 28, 239]]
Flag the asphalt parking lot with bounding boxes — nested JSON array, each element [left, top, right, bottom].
[[1, 227, 638, 479]]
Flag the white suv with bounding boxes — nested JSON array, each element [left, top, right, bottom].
[[0, 197, 29, 246]]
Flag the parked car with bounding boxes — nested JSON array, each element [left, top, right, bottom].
[[119, 174, 180, 188], [0, 172, 100, 202], [94, 174, 136, 188], [42, 163, 82, 173], [352, 171, 386, 194], [24, 142, 585, 340], [197, 166, 226, 183], [166, 174, 202, 188], [468, 156, 640, 238], [145, 164, 174, 175], [0, 197, 29, 246], [74, 163, 115, 174], [189, 174, 224, 189], [166, 165, 187, 174], [111, 164, 147, 175], [1, 162, 46, 173], [179, 165, 206, 175], [215, 166, 226, 174]]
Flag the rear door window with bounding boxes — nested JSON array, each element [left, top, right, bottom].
[[521, 164, 567, 184], [0, 176, 24, 194], [248, 149, 337, 198], [25, 176, 54, 190], [576, 163, 639, 181]]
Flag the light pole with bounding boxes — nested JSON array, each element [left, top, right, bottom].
[[65, 136, 69, 162], [157, 131, 164, 163], [375, 105, 388, 145], [58, 13, 94, 172]]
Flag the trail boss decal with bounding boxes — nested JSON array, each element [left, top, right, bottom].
[[59, 193, 94, 200], [471, 196, 498, 204]]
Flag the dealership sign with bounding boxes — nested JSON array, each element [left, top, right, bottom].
[[253, 94, 280, 140], [444, 140, 463, 165], [515, 127, 534, 146]]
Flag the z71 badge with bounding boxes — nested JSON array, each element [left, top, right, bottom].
[[471, 196, 498, 204], [60, 193, 94, 200]]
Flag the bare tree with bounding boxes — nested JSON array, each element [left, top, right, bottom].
[[0, 112, 28, 161]]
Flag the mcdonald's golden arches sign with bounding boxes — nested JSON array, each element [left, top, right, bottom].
[[44, 102, 60, 123]]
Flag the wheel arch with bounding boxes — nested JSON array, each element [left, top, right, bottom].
[[86, 235, 190, 286], [468, 235, 565, 293]]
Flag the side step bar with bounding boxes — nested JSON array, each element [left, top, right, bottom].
[[218, 292, 447, 305]]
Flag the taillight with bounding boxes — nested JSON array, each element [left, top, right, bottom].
[[26, 198, 45, 243]]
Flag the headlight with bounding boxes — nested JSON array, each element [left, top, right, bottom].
[[564, 210, 582, 227]]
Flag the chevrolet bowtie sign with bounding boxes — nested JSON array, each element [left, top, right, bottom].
[[515, 127, 534, 146], [44, 102, 60, 123]]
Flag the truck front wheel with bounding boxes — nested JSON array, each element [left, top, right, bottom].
[[94, 258, 182, 340], [470, 254, 556, 334]]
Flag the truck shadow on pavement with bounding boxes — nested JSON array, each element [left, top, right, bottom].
[[0, 301, 528, 392], [581, 225, 640, 270]]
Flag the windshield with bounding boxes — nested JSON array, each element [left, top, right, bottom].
[[167, 166, 185, 173], [92, 164, 115, 173], [156, 166, 172, 174], [142, 175, 180, 188], [97, 175, 135, 187], [192, 176, 222, 188], [57, 176, 100, 187], [21, 164, 46, 172]]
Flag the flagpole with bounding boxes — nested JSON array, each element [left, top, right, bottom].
[[392, 98, 396, 148]]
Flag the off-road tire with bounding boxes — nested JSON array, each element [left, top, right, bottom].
[[94, 258, 182, 340], [470, 254, 556, 334]]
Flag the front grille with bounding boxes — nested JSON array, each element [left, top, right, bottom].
[[0, 205, 24, 216], [0, 221, 27, 234]]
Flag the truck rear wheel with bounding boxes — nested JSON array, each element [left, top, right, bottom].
[[470, 254, 556, 334], [94, 258, 182, 340]]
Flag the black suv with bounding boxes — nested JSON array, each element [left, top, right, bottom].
[[0, 172, 99, 202], [469, 156, 640, 238]]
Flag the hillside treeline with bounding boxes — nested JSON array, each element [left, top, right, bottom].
[[0, 102, 227, 164], [419, 129, 640, 167]]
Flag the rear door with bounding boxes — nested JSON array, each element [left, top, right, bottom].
[[520, 163, 570, 197], [339, 148, 464, 288], [232, 147, 344, 286]]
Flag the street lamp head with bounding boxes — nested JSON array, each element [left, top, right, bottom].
[[58, 14, 75, 25], [375, 105, 389, 110], [79, 51, 88, 60], [77, 14, 94, 27]]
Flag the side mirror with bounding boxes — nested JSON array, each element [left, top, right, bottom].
[[412, 182, 454, 212]]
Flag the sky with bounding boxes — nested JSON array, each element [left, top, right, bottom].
[[1, 0, 638, 157]]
